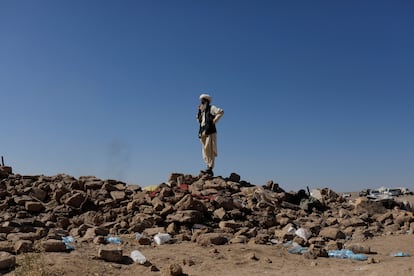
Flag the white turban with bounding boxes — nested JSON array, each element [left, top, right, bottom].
[[199, 94, 211, 102]]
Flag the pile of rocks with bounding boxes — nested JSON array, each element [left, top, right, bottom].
[[0, 169, 413, 270]]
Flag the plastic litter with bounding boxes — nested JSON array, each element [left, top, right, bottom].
[[62, 236, 75, 250], [135, 233, 144, 239], [287, 226, 296, 234], [270, 239, 282, 244], [295, 228, 311, 241], [288, 245, 308, 255], [154, 233, 171, 245], [390, 252, 411, 257], [130, 250, 146, 264], [106, 236, 122, 244], [328, 249, 368, 261]]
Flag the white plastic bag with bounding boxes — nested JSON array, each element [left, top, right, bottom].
[[295, 228, 311, 241]]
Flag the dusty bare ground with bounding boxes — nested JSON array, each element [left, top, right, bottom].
[[3, 233, 413, 276]]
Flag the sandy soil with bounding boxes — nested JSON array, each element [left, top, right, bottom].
[[4, 233, 413, 276]]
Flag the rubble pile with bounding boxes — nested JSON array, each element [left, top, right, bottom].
[[0, 169, 413, 268]]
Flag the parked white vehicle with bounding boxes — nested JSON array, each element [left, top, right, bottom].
[[398, 187, 413, 195]]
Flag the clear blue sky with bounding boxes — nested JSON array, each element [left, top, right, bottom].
[[1, 1, 413, 192]]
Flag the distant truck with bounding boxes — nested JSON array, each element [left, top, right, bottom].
[[398, 187, 413, 195], [360, 187, 412, 199], [366, 189, 381, 199]]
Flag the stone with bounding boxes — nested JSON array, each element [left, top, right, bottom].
[[384, 223, 401, 234], [93, 236, 106, 244], [340, 217, 366, 228], [326, 217, 338, 226], [98, 245, 123, 262], [166, 263, 183, 276], [41, 239, 67, 252], [246, 252, 259, 261], [229, 172, 241, 182], [376, 212, 393, 223], [293, 236, 308, 247], [25, 201, 44, 212], [213, 208, 227, 220], [251, 233, 269, 244], [218, 220, 242, 231], [354, 197, 387, 215], [14, 240, 34, 254], [394, 213, 414, 225], [0, 226, 14, 233], [166, 223, 177, 234], [168, 173, 184, 184], [137, 236, 152, 245], [345, 243, 371, 254], [65, 192, 86, 209], [160, 205, 174, 217], [214, 196, 234, 210], [0, 241, 14, 253], [307, 244, 328, 258], [7, 232, 41, 242], [318, 227, 345, 240], [175, 194, 206, 213], [81, 227, 99, 242], [229, 235, 248, 244], [276, 213, 292, 227], [151, 197, 165, 211], [197, 233, 229, 246], [110, 191, 126, 201], [0, 251, 16, 270], [274, 223, 296, 240], [368, 257, 378, 264], [83, 179, 103, 190], [151, 265, 160, 271], [310, 188, 339, 205], [166, 210, 202, 224], [31, 187, 48, 201], [143, 227, 165, 237], [14, 195, 32, 206], [326, 240, 342, 251]]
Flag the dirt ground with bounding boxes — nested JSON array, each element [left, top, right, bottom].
[[3, 233, 413, 276]]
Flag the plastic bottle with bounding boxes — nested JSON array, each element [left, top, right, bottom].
[[154, 233, 172, 245], [349, 253, 368, 261], [62, 236, 75, 250], [106, 236, 122, 244], [390, 252, 411, 257], [288, 245, 308, 255], [62, 236, 75, 243], [130, 250, 146, 264], [328, 249, 368, 261]]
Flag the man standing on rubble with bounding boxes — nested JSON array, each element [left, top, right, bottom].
[[197, 94, 224, 176]]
